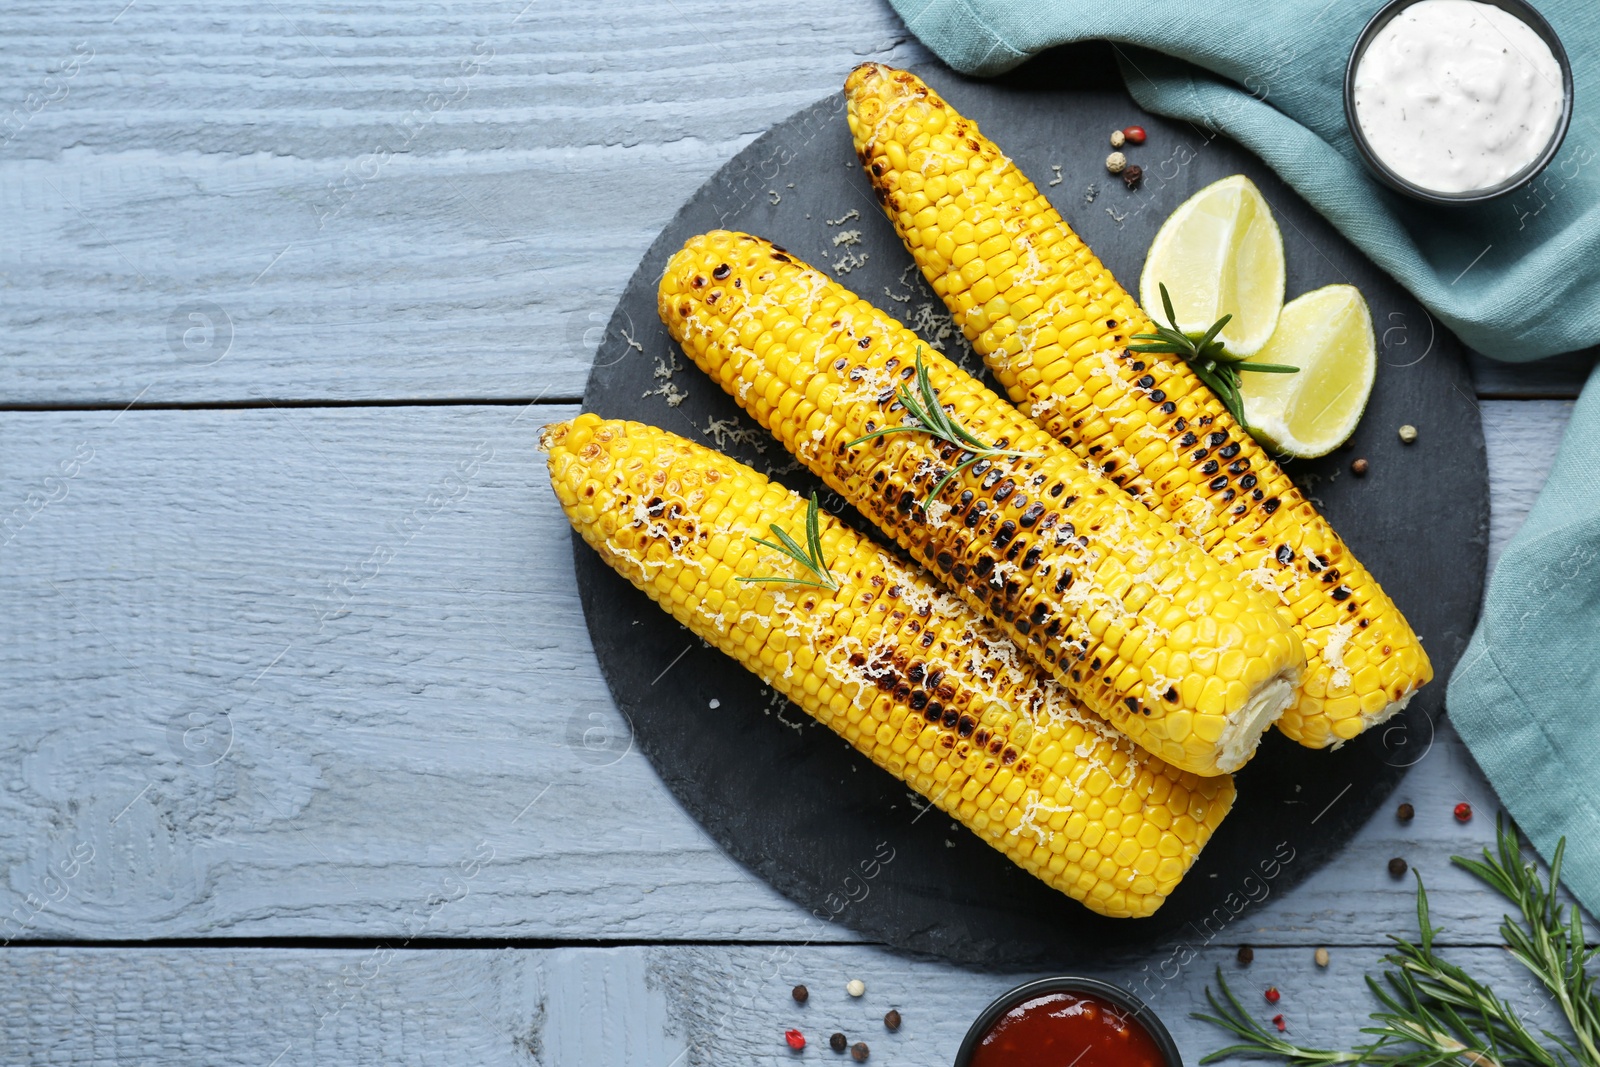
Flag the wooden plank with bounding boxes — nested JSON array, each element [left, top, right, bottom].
[[1484, 400, 1572, 572], [0, 944, 1556, 1065], [0, 401, 838, 943], [5, 2, 1588, 406], [0, 0, 930, 405], [0, 400, 1572, 945]]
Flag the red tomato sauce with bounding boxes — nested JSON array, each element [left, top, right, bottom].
[[969, 991, 1167, 1067]]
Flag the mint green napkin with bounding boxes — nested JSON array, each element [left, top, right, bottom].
[[889, 0, 1600, 916], [1449, 365, 1600, 919]]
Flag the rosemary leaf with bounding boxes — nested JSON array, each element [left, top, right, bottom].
[[805, 489, 833, 587], [1454, 818, 1600, 1067], [736, 492, 838, 592], [1193, 969, 1360, 1066], [845, 348, 1035, 507], [1129, 283, 1301, 443], [760, 525, 812, 569], [1195, 311, 1234, 357]]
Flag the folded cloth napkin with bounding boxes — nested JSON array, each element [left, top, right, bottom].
[[1449, 365, 1600, 918], [889, 0, 1600, 915]]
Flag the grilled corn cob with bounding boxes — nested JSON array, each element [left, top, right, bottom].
[[844, 63, 1432, 747], [659, 231, 1304, 776], [545, 414, 1235, 917]]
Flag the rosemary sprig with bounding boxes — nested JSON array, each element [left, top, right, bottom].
[[846, 348, 1035, 506], [1197, 971, 1363, 1066], [1129, 282, 1298, 437], [1195, 817, 1599, 1067], [1455, 820, 1600, 1066], [735, 491, 838, 592]]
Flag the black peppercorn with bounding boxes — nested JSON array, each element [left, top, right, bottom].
[[1397, 802, 1415, 823], [884, 1010, 901, 1031], [852, 1042, 871, 1062], [792, 984, 809, 1004], [1389, 857, 1408, 878], [1122, 164, 1143, 189], [1237, 945, 1254, 965], [830, 1033, 848, 1053], [1351, 458, 1369, 477]]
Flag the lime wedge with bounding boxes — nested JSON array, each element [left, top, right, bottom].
[[1139, 175, 1286, 358], [1240, 284, 1375, 459]]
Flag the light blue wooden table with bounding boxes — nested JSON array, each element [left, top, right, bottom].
[[2, 2, 1594, 1063]]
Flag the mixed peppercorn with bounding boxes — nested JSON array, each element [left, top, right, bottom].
[[1104, 126, 1147, 187], [781, 978, 901, 1058]]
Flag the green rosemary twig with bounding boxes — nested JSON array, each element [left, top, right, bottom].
[[1128, 282, 1297, 437], [736, 491, 837, 592], [1196, 970, 1364, 1066], [846, 348, 1035, 506], [1454, 819, 1600, 1067], [1195, 818, 1599, 1067]]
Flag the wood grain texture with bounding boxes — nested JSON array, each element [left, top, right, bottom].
[[1484, 400, 1573, 572], [0, 944, 1558, 1066], [0, 0, 929, 405], [1, 1, 1588, 405], [0, 401, 1569, 945]]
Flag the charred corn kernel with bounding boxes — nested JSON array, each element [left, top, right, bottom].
[[659, 231, 1305, 776], [845, 63, 1432, 749], [544, 415, 1234, 917]]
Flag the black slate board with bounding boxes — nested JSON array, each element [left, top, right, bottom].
[[574, 56, 1488, 969]]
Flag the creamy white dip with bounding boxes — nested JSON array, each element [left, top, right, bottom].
[[1352, 0, 1564, 193]]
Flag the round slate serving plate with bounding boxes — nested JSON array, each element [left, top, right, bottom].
[[573, 58, 1487, 968]]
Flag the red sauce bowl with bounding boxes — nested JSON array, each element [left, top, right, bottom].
[[954, 977, 1183, 1067]]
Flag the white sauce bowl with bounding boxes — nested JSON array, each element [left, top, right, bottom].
[[1343, 0, 1573, 204]]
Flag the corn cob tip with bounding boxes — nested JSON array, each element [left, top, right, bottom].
[[844, 61, 899, 94], [659, 230, 761, 318], [538, 419, 577, 453], [844, 64, 925, 141]]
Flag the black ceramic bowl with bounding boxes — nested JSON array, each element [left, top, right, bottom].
[[952, 976, 1183, 1067], [1343, 0, 1574, 204]]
